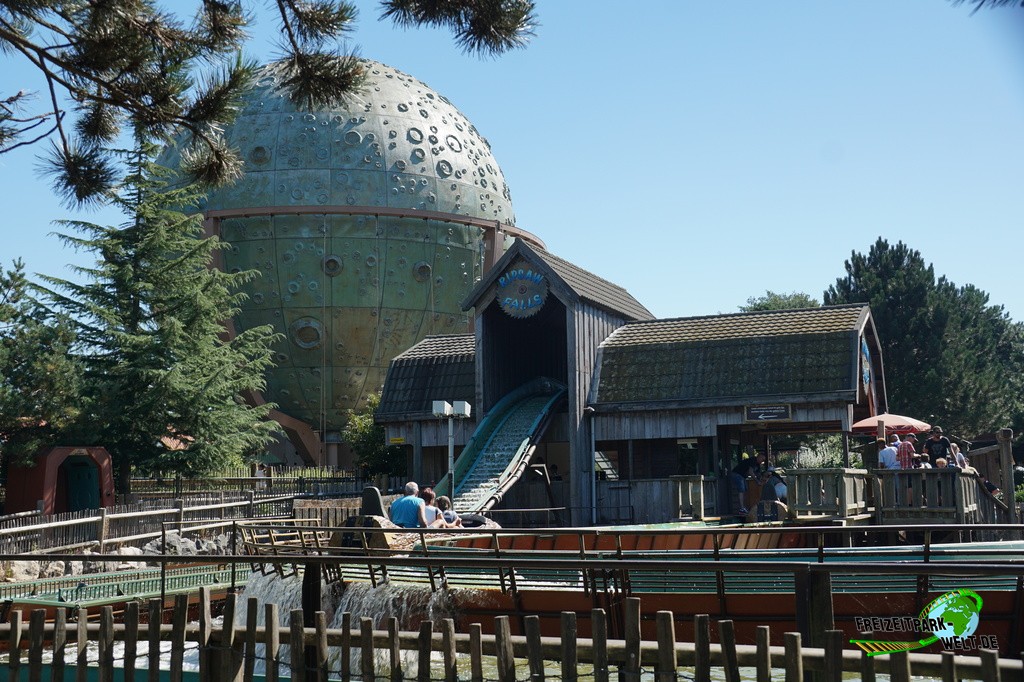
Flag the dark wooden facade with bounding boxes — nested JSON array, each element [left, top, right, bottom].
[[377, 244, 888, 523]]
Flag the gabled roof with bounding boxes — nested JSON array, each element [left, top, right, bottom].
[[592, 305, 875, 406], [376, 334, 476, 420], [462, 240, 654, 321]]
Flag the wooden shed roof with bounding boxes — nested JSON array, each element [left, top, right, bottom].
[[591, 304, 877, 407], [376, 334, 476, 420], [462, 240, 654, 321]]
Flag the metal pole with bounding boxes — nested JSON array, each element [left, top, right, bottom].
[[160, 524, 167, 606], [448, 414, 455, 493], [590, 411, 597, 525]]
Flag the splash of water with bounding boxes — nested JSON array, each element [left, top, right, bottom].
[[237, 568, 468, 678]]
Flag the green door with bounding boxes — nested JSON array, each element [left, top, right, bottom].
[[64, 457, 101, 511]]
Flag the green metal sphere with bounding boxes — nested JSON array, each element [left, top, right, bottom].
[[166, 60, 516, 430]]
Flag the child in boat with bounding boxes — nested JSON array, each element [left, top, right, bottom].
[[418, 488, 449, 527], [436, 496, 463, 527]]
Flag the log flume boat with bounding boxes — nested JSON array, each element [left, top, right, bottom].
[[237, 519, 1024, 656]]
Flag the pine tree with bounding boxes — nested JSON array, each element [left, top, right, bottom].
[[1, 1, 537, 204], [0, 260, 82, 464], [824, 237, 1024, 438], [41, 145, 280, 490]]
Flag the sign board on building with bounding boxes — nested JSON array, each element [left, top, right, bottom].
[[744, 404, 792, 422], [497, 261, 548, 318], [389, 437, 405, 445]]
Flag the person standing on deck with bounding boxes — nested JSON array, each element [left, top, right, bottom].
[[878, 438, 899, 469], [390, 481, 428, 529], [922, 427, 953, 462], [897, 433, 918, 469], [730, 451, 765, 515]]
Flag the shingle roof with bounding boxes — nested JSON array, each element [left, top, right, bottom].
[[377, 334, 476, 419], [530, 246, 654, 321], [463, 241, 654, 322], [593, 305, 870, 405]]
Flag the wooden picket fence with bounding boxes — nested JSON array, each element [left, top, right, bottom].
[[1, 591, 1020, 682]]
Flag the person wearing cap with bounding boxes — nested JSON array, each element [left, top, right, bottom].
[[897, 433, 918, 469], [878, 438, 899, 470], [921, 427, 952, 463]]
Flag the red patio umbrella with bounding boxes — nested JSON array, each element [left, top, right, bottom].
[[851, 413, 931, 435]]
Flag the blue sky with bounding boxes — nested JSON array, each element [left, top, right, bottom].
[[2, 2, 1022, 321]]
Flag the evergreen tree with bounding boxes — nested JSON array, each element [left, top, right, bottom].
[[0, 260, 82, 464], [824, 237, 1024, 438], [1, 1, 537, 204], [41, 146, 280, 490], [342, 392, 404, 477]]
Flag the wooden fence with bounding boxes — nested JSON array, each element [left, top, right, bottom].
[[0, 493, 293, 554], [0, 590, 1018, 682], [128, 472, 404, 499]]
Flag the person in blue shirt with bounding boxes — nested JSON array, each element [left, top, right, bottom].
[[389, 481, 428, 529]]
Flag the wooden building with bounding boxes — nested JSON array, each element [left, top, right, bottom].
[[377, 242, 887, 523]]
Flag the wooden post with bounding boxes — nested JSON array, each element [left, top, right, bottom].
[[197, 587, 212, 682], [77, 607, 89, 682], [292, 610, 308, 682], [940, 651, 957, 682], [417, 620, 432, 682], [98, 606, 114, 682], [981, 648, 1001, 682], [9, 609, 22, 682], [561, 611, 579, 682], [124, 602, 139, 682], [244, 598, 259, 682], [823, 630, 843, 682], [265, 603, 280, 682], [170, 594, 187, 682], [147, 600, 160, 682], [998, 429, 1017, 524], [622, 597, 641, 682], [29, 609, 44, 682], [718, 620, 739, 682], [592, 609, 609, 682], [655, 611, 676, 682], [783, 632, 802, 682], [858, 631, 875, 682], [315, 611, 329, 682], [525, 615, 545, 682], [755, 625, 771, 682], [494, 616, 516, 682], [359, 617, 374, 682], [794, 568, 834, 648], [220, 593, 238, 682], [889, 651, 911, 682], [338, 611, 350, 682], [301, 562, 322, 677], [97, 508, 108, 553], [469, 623, 483, 682], [53, 608, 67, 682], [441, 618, 457, 682], [175, 498, 185, 534], [694, 614, 711, 682]]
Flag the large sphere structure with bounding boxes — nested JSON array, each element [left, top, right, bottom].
[[163, 60, 528, 434]]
